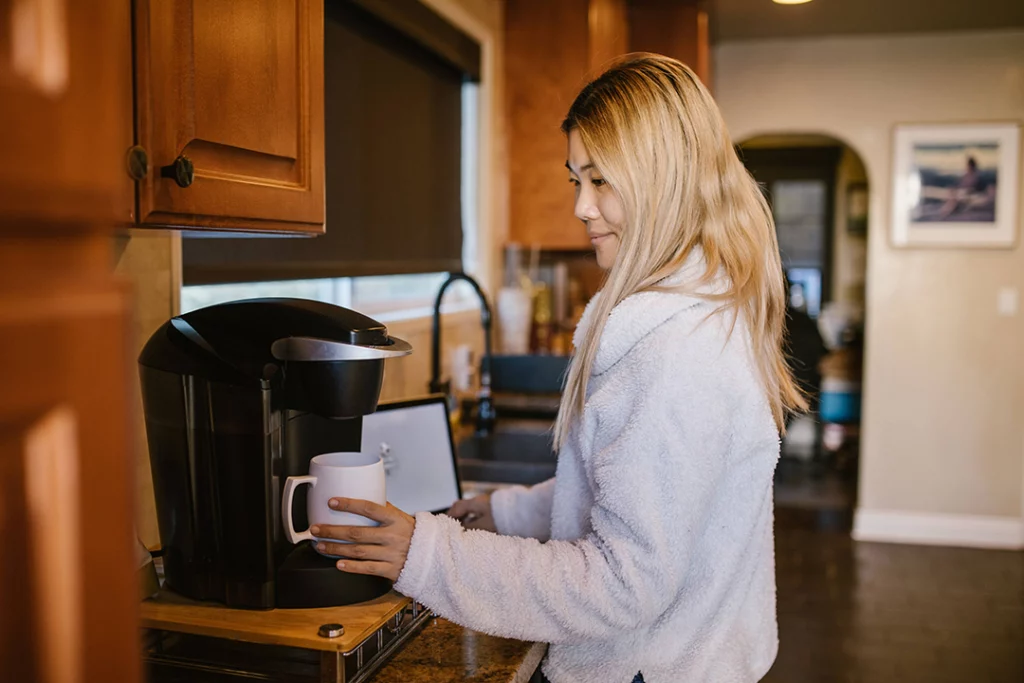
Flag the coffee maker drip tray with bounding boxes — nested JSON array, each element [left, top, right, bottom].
[[141, 588, 431, 682]]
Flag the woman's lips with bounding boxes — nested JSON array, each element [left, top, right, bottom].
[[589, 233, 612, 244]]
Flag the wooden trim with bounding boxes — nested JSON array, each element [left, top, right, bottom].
[[140, 211, 324, 235], [181, 258, 465, 286], [350, 0, 481, 79]]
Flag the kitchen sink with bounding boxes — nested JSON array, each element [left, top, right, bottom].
[[456, 426, 556, 485]]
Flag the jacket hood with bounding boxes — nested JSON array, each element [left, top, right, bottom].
[[574, 248, 729, 376]]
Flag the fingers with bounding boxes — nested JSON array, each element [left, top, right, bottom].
[[335, 559, 391, 577], [322, 506, 416, 582], [328, 497, 393, 523], [447, 494, 497, 531], [465, 514, 497, 532], [311, 523, 381, 544], [447, 494, 489, 519], [447, 499, 472, 518], [317, 541, 389, 561]]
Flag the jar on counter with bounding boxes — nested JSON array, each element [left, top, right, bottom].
[[531, 283, 554, 354]]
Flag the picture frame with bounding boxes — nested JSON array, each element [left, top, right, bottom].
[[846, 182, 868, 236], [890, 122, 1020, 248]]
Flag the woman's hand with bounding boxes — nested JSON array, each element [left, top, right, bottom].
[[447, 493, 496, 531], [310, 498, 415, 582]]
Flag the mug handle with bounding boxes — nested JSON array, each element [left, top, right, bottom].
[[281, 475, 317, 544]]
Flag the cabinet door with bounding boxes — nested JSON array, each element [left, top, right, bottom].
[[0, 0, 133, 228], [0, 246, 139, 683], [134, 0, 325, 234], [506, 0, 593, 250]]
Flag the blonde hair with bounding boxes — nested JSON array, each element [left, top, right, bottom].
[[553, 53, 806, 450]]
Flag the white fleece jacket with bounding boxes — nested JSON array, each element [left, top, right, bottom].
[[394, 259, 781, 683]]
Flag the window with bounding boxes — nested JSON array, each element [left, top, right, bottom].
[[786, 267, 823, 318], [772, 179, 828, 269], [773, 179, 828, 317]]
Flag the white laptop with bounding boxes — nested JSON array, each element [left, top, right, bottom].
[[360, 395, 462, 515]]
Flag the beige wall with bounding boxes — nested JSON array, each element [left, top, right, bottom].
[[715, 30, 1024, 538]]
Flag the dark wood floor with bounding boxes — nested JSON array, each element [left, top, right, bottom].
[[765, 509, 1024, 683]]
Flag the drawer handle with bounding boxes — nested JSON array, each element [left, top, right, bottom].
[[161, 155, 194, 188]]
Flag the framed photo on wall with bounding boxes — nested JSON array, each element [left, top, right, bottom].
[[890, 122, 1020, 248], [846, 182, 868, 236]]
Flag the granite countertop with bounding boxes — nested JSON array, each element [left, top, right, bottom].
[[369, 617, 546, 683]]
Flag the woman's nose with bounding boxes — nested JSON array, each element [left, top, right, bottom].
[[574, 188, 600, 222]]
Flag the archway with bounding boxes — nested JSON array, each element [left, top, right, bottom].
[[738, 133, 870, 531]]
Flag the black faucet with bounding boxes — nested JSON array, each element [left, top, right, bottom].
[[430, 272, 496, 436]]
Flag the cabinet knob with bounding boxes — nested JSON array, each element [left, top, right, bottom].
[[126, 146, 149, 180], [161, 155, 195, 188]]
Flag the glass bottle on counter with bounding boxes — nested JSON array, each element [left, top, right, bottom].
[[530, 282, 554, 354]]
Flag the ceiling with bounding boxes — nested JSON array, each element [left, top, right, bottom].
[[711, 0, 1024, 42]]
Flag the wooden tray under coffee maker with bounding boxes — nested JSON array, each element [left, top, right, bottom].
[[141, 588, 431, 682]]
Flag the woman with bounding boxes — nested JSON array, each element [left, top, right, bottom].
[[310, 54, 805, 682]]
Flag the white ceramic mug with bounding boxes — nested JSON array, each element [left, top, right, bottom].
[[281, 452, 386, 552]]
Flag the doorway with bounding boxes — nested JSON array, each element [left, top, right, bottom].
[[738, 134, 869, 530]]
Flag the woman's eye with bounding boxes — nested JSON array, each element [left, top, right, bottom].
[[568, 177, 580, 187], [592, 178, 606, 188]]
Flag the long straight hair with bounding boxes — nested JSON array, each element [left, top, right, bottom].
[[553, 53, 806, 450]]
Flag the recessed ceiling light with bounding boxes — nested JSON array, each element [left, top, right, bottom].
[[774, 0, 813, 5]]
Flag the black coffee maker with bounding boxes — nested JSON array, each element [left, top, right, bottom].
[[139, 298, 412, 609]]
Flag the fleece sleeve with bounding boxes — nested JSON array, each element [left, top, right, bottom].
[[489, 477, 555, 541], [393, 349, 734, 645]]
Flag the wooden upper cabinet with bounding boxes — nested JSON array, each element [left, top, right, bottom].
[[506, 0, 594, 250], [0, 0, 133, 229], [629, 0, 711, 89], [506, 0, 711, 250], [133, 0, 325, 234]]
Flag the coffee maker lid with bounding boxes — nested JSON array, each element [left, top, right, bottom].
[[271, 335, 412, 362], [140, 298, 411, 382]]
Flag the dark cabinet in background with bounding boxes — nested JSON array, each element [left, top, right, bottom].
[[133, 0, 325, 234]]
